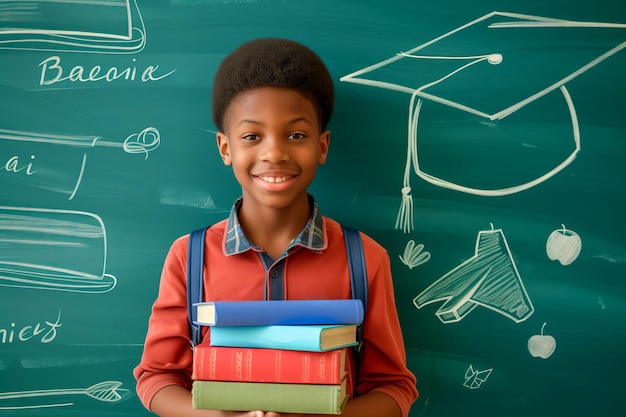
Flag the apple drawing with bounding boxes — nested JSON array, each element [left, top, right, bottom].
[[546, 224, 582, 265], [528, 322, 556, 359]]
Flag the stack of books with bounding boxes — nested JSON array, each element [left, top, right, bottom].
[[190, 299, 364, 414]]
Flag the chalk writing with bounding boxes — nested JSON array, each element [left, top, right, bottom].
[[0, 311, 62, 345], [1, 154, 36, 176], [38, 56, 176, 86], [0, 128, 159, 199]]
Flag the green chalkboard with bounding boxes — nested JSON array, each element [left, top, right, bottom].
[[1, 0, 625, 416]]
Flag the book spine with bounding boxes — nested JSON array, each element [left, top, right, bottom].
[[209, 325, 345, 352], [192, 346, 346, 384], [195, 299, 363, 327], [210, 324, 356, 352], [192, 380, 346, 414]]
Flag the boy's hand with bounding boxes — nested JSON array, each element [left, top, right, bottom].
[[223, 412, 265, 417]]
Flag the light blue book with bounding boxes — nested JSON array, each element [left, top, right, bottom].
[[209, 324, 358, 352]]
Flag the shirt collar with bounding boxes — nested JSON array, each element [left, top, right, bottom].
[[224, 195, 326, 256]]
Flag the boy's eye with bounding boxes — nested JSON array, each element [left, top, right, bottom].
[[288, 132, 306, 140], [242, 134, 260, 141]]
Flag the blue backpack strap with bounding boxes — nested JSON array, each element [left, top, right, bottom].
[[187, 224, 368, 362], [342, 225, 368, 376], [187, 227, 208, 347]]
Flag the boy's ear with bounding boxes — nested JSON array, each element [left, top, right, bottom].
[[318, 130, 330, 165], [216, 132, 232, 166]]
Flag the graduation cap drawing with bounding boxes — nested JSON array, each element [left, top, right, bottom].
[[0, 0, 145, 53], [341, 11, 626, 232]]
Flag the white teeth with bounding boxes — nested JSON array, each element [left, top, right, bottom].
[[260, 176, 289, 183]]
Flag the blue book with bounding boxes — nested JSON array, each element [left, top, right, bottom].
[[194, 299, 364, 327], [209, 324, 358, 352]]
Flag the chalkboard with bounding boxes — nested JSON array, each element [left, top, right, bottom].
[[1, 0, 625, 416]]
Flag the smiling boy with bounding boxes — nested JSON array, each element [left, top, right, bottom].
[[216, 85, 328, 260], [134, 38, 418, 417]]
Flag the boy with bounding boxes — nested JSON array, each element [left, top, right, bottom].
[[134, 38, 418, 417]]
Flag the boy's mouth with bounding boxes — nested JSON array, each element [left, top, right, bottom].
[[258, 176, 292, 183]]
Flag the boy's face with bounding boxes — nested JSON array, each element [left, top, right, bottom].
[[216, 87, 330, 213]]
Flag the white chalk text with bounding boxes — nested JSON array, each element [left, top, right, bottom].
[[0, 311, 62, 344], [39, 56, 176, 86]]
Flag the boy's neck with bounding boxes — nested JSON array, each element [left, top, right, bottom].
[[237, 197, 312, 258]]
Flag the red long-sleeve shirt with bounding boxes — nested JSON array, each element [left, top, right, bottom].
[[134, 211, 418, 416]]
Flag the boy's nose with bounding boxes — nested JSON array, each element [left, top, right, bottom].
[[260, 136, 289, 163]]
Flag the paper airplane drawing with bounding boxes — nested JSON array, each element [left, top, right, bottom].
[[0, 0, 146, 53], [413, 225, 534, 323], [341, 11, 626, 232], [464, 365, 493, 390]]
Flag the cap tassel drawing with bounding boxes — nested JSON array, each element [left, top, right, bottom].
[[341, 11, 626, 233]]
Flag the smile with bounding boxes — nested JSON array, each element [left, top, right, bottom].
[[258, 176, 292, 183]]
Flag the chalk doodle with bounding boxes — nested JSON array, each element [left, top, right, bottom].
[[341, 11, 626, 232], [0, 127, 160, 200], [0, 0, 146, 53], [399, 240, 431, 269], [528, 322, 557, 359], [464, 365, 492, 389], [413, 224, 534, 324], [546, 224, 582, 266], [0, 381, 131, 410], [0, 206, 117, 293]]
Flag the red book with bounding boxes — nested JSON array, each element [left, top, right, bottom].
[[192, 344, 347, 384]]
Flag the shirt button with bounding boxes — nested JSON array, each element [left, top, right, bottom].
[[270, 269, 279, 278]]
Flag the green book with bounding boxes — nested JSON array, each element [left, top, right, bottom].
[[192, 378, 348, 414]]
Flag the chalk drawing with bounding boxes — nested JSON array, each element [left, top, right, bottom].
[[341, 12, 626, 232], [464, 365, 492, 389], [0, 206, 117, 293], [546, 224, 582, 266], [0, 381, 131, 410], [399, 240, 431, 269], [413, 224, 534, 323], [0, 127, 160, 200], [528, 322, 557, 359], [0, 0, 146, 53]]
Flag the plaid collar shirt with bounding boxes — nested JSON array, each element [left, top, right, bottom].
[[223, 195, 325, 256]]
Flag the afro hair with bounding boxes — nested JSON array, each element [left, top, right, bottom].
[[212, 38, 334, 132]]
